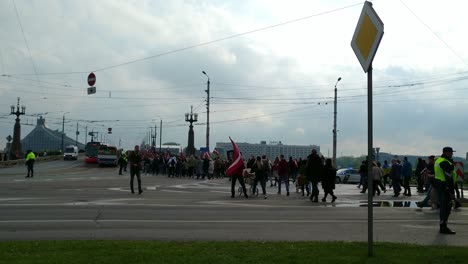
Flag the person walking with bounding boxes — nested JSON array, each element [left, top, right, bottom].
[[359, 160, 369, 194], [402, 157, 412, 196], [417, 155, 436, 208], [25, 150, 36, 178], [128, 145, 143, 195], [434, 147, 457, 234], [389, 159, 402, 197], [372, 162, 384, 196], [306, 149, 323, 202], [382, 160, 391, 189], [321, 158, 337, 202], [415, 158, 426, 193], [277, 154, 290, 196], [251, 156, 267, 199]]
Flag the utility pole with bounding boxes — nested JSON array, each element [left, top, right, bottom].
[[154, 124, 157, 147], [202, 71, 210, 151], [61, 114, 65, 152], [75, 122, 79, 146], [333, 77, 342, 167], [159, 119, 162, 153], [85, 126, 88, 144]]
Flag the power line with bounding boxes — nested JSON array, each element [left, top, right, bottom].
[[12, 0, 44, 97], [7, 2, 363, 76], [399, 0, 468, 68]]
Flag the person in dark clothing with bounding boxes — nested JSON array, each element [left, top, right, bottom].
[[415, 158, 426, 193], [359, 160, 369, 194], [306, 149, 323, 202], [289, 156, 298, 183], [389, 159, 402, 197], [128, 145, 143, 195], [277, 154, 290, 196], [321, 158, 337, 202], [402, 157, 412, 196], [230, 160, 248, 199], [246, 156, 255, 169], [417, 155, 436, 208], [118, 151, 127, 175], [434, 147, 457, 234], [202, 157, 209, 179], [251, 156, 267, 199]]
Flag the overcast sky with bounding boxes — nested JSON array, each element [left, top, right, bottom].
[[1, 0, 468, 157]]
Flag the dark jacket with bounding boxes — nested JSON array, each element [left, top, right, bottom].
[[306, 153, 323, 182], [251, 161, 264, 179], [390, 163, 401, 181], [128, 151, 142, 171], [322, 164, 336, 191]]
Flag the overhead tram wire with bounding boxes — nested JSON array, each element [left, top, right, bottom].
[[399, 0, 468, 69], [7, 2, 363, 76], [12, 0, 45, 98]]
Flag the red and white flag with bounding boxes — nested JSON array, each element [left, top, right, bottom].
[[179, 147, 185, 160], [213, 148, 220, 156], [226, 137, 244, 177]]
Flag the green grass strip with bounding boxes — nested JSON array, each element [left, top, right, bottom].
[[0, 241, 467, 264]]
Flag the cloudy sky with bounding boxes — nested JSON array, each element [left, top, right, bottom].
[[1, 0, 468, 157]]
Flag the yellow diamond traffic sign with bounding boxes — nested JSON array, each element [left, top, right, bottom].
[[351, 1, 384, 73]]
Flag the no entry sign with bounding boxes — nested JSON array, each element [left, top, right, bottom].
[[87, 72, 96, 86]]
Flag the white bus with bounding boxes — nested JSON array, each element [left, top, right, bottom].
[[97, 145, 118, 166]]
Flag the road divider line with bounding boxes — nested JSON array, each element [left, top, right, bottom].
[[0, 219, 461, 224], [161, 190, 193, 193]]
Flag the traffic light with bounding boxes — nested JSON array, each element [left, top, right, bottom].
[[108, 128, 112, 134]]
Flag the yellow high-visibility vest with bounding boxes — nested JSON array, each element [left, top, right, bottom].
[[434, 157, 456, 183]]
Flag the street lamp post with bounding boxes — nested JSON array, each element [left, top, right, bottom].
[[202, 71, 210, 151], [333, 77, 342, 167], [185, 105, 198, 156], [9, 97, 26, 160]]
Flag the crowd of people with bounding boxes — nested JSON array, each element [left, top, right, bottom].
[[20, 143, 461, 235], [117, 149, 230, 180]]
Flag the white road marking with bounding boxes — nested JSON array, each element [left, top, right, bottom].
[[0, 198, 36, 201], [108, 187, 127, 192], [0, 219, 462, 224], [401, 225, 437, 229], [161, 190, 193, 193], [210, 191, 231, 194], [64, 198, 144, 205]]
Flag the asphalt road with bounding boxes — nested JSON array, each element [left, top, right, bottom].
[[1, 159, 467, 245]]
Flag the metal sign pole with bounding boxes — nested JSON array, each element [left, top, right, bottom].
[[367, 64, 373, 257]]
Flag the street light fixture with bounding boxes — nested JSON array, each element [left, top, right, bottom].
[[202, 71, 210, 151], [333, 77, 342, 167]]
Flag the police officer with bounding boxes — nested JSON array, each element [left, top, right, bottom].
[[434, 147, 457, 234], [25, 150, 36, 178], [118, 150, 128, 175]]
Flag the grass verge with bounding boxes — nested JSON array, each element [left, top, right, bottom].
[[0, 241, 467, 264]]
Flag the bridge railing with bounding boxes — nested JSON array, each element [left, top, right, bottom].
[[0, 155, 64, 168]]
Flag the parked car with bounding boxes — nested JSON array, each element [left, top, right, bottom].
[[335, 168, 360, 184]]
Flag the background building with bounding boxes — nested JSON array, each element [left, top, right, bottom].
[[215, 141, 320, 160], [21, 116, 84, 153]]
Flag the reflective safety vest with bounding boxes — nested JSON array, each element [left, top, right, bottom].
[[434, 157, 456, 183], [26, 152, 36, 161]]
